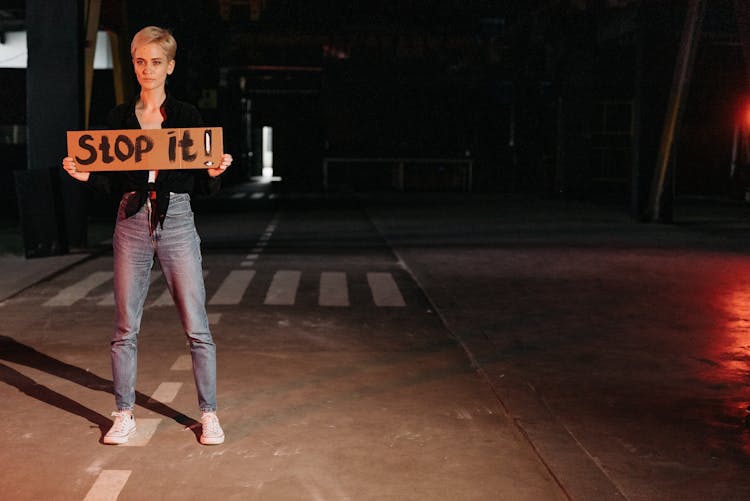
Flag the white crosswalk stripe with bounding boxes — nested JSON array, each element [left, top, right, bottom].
[[83, 469, 131, 501], [367, 272, 406, 307], [44, 269, 407, 308], [148, 382, 183, 404], [150, 285, 174, 308], [44, 271, 113, 306], [319, 271, 349, 306], [170, 354, 192, 371], [208, 270, 255, 305], [265, 270, 301, 305]]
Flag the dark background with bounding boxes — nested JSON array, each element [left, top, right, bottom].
[[1, 0, 748, 250]]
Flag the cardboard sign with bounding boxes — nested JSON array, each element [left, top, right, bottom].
[[66, 127, 223, 172]]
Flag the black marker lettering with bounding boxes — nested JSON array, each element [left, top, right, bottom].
[[168, 134, 177, 163], [134, 135, 154, 162], [75, 134, 97, 165], [179, 130, 197, 162], [114, 135, 134, 162], [99, 136, 114, 163]]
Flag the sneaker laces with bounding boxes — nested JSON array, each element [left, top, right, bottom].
[[110, 411, 132, 433], [201, 413, 222, 435]]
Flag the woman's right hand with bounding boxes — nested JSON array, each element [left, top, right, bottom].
[[62, 156, 90, 182]]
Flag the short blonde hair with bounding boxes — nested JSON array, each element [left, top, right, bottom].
[[131, 26, 176, 60]]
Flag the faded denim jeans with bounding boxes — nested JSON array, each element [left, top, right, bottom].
[[111, 192, 216, 413]]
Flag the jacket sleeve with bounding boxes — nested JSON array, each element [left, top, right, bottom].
[[194, 165, 222, 197], [86, 172, 113, 196]]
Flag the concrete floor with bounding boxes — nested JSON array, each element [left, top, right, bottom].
[[367, 195, 750, 500], [2, 191, 750, 500]]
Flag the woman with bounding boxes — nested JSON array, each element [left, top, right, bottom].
[[62, 26, 231, 445]]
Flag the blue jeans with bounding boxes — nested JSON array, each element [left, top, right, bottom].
[[111, 192, 217, 413]]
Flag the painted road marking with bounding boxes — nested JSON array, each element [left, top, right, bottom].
[[319, 271, 349, 307], [44, 268, 408, 308], [83, 470, 131, 501], [149, 382, 183, 404], [367, 272, 406, 307], [121, 418, 162, 447], [170, 354, 192, 371], [265, 270, 301, 305], [208, 270, 255, 305], [240, 214, 277, 269], [241, 252, 257, 266], [149, 287, 174, 308], [44, 271, 113, 306]]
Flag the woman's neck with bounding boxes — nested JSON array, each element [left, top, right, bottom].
[[138, 89, 166, 111]]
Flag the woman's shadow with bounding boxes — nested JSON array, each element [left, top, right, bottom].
[[0, 334, 201, 442]]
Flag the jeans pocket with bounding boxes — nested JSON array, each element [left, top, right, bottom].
[[167, 194, 192, 218]]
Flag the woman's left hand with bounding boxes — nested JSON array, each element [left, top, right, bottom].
[[207, 153, 233, 177]]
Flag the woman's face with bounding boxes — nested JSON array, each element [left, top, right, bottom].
[[132, 42, 175, 92]]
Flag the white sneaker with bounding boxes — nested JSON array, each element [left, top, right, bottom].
[[200, 412, 225, 445], [103, 411, 136, 445]]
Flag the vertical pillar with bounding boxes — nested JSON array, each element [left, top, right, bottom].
[[84, 0, 101, 129], [19, 0, 86, 257], [632, 0, 687, 220], [645, 0, 706, 222]]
